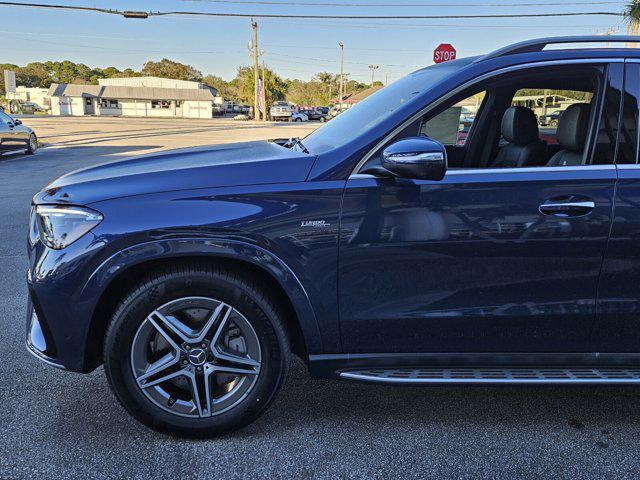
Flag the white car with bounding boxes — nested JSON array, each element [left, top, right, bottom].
[[291, 112, 309, 122]]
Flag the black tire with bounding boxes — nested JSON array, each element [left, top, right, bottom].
[[319, 116, 326, 123], [295, 117, 302, 122], [26, 133, 37, 155], [104, 264, 290, 438]]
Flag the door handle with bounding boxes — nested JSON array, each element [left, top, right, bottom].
[[539, 200, 595, 217]]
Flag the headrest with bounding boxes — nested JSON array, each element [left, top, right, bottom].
[[501, 106, 539, 145], [557, 103, 590, 152]]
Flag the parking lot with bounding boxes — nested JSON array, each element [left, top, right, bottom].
[[2, 116, 640, 479]]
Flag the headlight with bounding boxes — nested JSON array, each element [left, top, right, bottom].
[[35, 205, 103, 250]]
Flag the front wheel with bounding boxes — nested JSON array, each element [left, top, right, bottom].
[[26, 133, 37, 155], [104, 265, 290, 437]]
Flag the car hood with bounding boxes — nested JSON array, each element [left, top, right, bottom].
[[34, 141, 315, 205]]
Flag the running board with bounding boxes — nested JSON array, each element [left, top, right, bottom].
[[339, 367, 640, 384]]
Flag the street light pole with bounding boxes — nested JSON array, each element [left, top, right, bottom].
[[338, 41, 344, 108], [369, 64, 379, 87], [252, 18, 259, 121]]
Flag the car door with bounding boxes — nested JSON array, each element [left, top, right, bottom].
[[0, 111, 20, 150], [593, 61, 640, 352], [338, 62, 621, 355], [0, 111, 13, 152]]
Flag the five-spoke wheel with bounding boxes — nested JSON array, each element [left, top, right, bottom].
[[131, 297, 261, 418], [104, 266, 289, 437]]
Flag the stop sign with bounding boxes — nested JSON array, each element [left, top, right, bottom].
[[434, 44, 457, 64]]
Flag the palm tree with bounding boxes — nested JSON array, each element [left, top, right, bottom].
[[624, 0, 640, 47]]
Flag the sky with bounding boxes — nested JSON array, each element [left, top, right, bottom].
[[0, 0, 630, 83]]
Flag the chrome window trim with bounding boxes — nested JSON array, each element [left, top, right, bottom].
[[349, 164, 615, 180], [616, 164, 640, 169], [351, 57, 625, 176]]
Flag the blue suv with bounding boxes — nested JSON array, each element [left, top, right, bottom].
[[26, 36, 640, 437]]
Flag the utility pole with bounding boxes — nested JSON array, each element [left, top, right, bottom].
[[368, 64, 379, 87], [338, 41, 344, 108], [252, 19, 259, 121], [260, 50, 267, 122]]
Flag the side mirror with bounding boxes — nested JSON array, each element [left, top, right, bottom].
[[13, 119, 22, 125], [381, 136, 447, 181]]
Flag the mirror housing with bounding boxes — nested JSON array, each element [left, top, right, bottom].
[[381, 136, 447, 181]]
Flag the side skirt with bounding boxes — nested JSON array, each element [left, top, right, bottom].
[[308, 352, 640, 382]]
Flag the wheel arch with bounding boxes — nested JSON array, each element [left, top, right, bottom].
[[82, 238, 322, 372]]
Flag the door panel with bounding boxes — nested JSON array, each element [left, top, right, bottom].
[[593, 62, 640, 352], [339, 168, 615, 354], [0, 112, 19, 150], [0, 121, 9, 152]]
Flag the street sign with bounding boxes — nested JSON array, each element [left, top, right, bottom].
[[433, 44, 457, 64], [3, 70, 16, 93]]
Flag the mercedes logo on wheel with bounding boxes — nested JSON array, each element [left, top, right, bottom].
[[188, 348, 207, 366]]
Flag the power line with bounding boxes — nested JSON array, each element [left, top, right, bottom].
[[184, 0, 622, 6], [0, 2, 622, 19]]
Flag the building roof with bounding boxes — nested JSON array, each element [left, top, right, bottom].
[[47, 83, 218, 101]]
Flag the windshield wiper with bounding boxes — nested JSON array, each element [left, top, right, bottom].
[[285, 137, 309, 154]]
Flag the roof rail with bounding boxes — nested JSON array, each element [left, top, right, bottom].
[[476, 35, 640, 63]]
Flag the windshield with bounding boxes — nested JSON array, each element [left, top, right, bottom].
[[303, 59, 472, 153]]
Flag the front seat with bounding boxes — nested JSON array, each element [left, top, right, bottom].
[[546, 103, 591, 167], [492, 106, 547, 168]]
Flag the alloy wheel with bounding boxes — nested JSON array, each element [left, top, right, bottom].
[[130, 297, 261, 418]]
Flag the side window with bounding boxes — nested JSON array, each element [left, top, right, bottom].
[[508, 89, 593, 146], [421, 92, 485, 146]]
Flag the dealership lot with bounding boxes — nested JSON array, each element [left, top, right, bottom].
[[2, 117, 640, 478]]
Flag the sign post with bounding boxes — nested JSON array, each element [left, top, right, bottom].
[[433, 44, 457, 64], [3, 70, 16, 113]]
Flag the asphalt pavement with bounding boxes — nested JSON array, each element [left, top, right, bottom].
[[2, 128, 640, 479]]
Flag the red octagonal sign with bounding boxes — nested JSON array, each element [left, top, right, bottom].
[[434, 43, 457, 64]]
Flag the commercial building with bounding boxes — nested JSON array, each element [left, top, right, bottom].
[[47, 76, 221, 119], [6, 86, 51, 112]]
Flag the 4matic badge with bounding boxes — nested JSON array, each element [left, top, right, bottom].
[[300, 220, 331, 228]]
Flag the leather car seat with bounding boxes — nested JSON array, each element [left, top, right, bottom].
[[492, 106, 547, 168]]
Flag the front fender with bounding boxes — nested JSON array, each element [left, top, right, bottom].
[[84, 237, 323, 353]]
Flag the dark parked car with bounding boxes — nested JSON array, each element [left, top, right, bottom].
[[26, 36, 640, 437], [0, 111, 37, 155], [538, 110, 562, 127], [301, 109, 327, 122]]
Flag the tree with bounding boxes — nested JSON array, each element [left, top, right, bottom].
[[141, 59, 203, 81], [234, 65, 286, 107], [625, 1, 640, 47], [286, 79, 330, 106], [202, 74, 237, 101]]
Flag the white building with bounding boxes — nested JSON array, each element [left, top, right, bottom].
[[47, 76, 221, 119], [6, 86, 51, 111]]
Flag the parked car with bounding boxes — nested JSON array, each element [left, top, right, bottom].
[[301, 109, 327, 122], [0, 111, 37, 155], [291, 111, 309, 122], [27, 36, 640, 438], [269, 101, 293, 121], [538, 110, 562, 127]]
